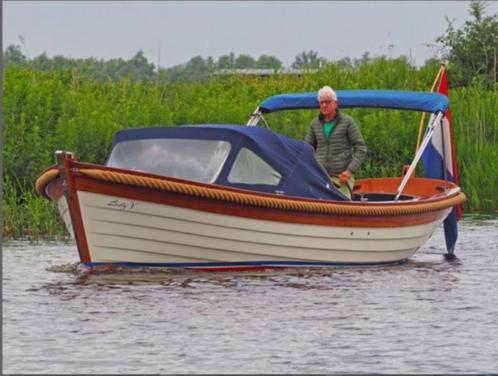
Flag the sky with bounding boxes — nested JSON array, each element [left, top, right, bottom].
[[3, 1, 498, 68]]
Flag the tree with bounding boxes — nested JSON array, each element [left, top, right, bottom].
[[291, 50, 327, 70], [157, 56, 217, 83], [183, 56, 214, 81], [234, 54, 256, 69], [128, 50, 155, 81], [435, 0, 498, 87], [256, 55, 283, 70], [103, 57, 128, 81], [31, 52, 51, 71], [51, 55, 73, 70], [217, 52, 236, 70], [4, 44, 27, 66]]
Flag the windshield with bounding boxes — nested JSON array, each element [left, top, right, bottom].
[[228, 147, 281, 186], [106, 139, 231, 183]]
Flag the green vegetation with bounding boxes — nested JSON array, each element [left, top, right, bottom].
[[451, 83, 498, 211], [436, 0, 498, 88], [3, 0, 497, 238], [3, 56, 497, 238], [3, 47, 285, 84]]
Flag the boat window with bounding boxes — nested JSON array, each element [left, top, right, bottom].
[[107, 139, 231, 183], [228, 147, 281, 185]]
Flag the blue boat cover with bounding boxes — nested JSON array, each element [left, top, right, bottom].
[[110, 124, 349, 201], [259, 90, 449, 114]]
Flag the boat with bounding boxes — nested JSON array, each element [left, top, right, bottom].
[[35, 88, 465, 271]]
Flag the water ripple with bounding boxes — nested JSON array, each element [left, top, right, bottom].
[[3, 215, 498, 374]]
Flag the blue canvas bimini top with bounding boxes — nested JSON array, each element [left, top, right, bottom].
[[259, 90, 449, 114], [107, 124, 349, 201]]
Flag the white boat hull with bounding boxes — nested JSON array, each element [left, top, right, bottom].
[[68, 191, 448, 267]]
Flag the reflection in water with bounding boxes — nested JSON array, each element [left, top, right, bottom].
[[47, 263, 328, 288], [42, 254, 462, 292]]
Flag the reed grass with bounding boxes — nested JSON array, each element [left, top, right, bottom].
[[3, 59, 497, 238]]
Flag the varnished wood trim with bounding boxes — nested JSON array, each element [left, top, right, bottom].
[[40, 158, 462, 229], [59, 153, 92, 263], [71, 174, 448, 228]]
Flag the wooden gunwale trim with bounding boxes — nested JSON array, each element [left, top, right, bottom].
[[76, 167, 465, 216], [73, 174, 449, 228], [37, 159, 465, 228]]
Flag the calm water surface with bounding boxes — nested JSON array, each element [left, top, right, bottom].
[[3, 215, 498, 374]]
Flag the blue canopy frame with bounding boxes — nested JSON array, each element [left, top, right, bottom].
[[258, 90, 449, 114]]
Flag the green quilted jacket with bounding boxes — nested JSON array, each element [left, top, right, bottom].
[[304, 111, 367, 175]]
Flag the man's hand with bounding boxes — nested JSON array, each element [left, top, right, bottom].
[[339, 170, 352, 185]]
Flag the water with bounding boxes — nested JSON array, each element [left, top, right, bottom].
[[3, 215, 498, 374]]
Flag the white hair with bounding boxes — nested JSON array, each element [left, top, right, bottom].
[[317, 86, 337, 101]]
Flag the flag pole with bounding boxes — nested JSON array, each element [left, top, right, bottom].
[[415, 64, 445, 152], [395, 111, 444, 200]]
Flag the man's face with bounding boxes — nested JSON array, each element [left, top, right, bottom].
[[319, 95, 338, 118]]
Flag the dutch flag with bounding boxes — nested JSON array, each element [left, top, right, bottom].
[[421, 67, 463, 256]]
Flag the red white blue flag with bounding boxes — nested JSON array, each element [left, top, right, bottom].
[[421, 67, 462, 255]]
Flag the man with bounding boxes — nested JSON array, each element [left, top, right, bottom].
[[304, 86, 367, 199]]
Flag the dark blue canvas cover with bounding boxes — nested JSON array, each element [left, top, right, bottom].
[[259, 90, 449, 114], [109, 124, 349, 201]]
